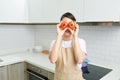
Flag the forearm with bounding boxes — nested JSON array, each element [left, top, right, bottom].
[[49, 36, 62, 63], [73, 36, 86, 64]]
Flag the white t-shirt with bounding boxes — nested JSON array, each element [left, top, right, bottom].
[[49, 38, 87, 68]]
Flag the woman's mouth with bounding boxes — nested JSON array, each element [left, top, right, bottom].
[[65, 29, 71, 33]]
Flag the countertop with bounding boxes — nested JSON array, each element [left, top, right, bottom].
[[0, 52, 120, 80]]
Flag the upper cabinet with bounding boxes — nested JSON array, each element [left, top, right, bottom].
[[28, 0, 62, 23], [27, 0, 43, 23], [0, 0, 28, 23], [84, 0, 120, 22], [28, 0, 84, 23], [60, 0, 84, 22], [0, 0, 120, 23]]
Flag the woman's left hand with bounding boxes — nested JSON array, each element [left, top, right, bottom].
[[74, 24, 79, 37], [69, 23, 79, 37]]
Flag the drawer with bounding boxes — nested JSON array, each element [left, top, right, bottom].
[[26, 63, 49, 77]]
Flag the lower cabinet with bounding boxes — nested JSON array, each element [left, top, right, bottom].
[[8, 62, 26, 80], [26, 62, 54, 80], [48, 72, 54, 80], [0, 66, 8, 80], [0, 62, 54, 80]]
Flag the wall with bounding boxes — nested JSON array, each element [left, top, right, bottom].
[[35, 25, 120, 65], [35, 25, 57, 49], [0, 25, 35, 55], [0, 24, 120, 65]]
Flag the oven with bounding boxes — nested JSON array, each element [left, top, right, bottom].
[[26, 63, 48, 80]]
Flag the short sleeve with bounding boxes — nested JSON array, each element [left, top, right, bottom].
[[49, 40, 55, 51], [78, 38, 87, 53]]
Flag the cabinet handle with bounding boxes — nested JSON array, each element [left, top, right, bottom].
[[26, 70, 46, 80], [38, 70, 42, 73]]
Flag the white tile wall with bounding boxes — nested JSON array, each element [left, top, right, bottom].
[[35, 25, 120, 65], [35, 25, 57, 49], [79, 26, 120, 65], [0, 25, 35, 55], [0, 24, 120, 64]]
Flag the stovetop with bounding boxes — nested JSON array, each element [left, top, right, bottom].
[[83, 64, 112, 80]]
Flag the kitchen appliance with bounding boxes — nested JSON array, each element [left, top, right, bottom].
[[26, 63, 48, 80], [83, 64, 112, 80]]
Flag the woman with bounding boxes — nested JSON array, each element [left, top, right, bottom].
[[49, 12, 87, 80]]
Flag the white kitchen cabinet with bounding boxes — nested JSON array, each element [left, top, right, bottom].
[[0, 66, 8, 80], [60, 0, 84, 22], [1, 0, 119, 23], [28, 0, 84, 23], [84, 0, 120, 22], [0, 0, 28, 23], [27, 0, 42, 23], [28, 0, 62, 23], [8, 62, 25, 80], [41, 0, 62, 23]]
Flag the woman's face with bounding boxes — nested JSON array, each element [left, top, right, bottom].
[[61, 17, 74, 37]]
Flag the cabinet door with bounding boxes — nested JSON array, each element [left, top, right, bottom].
[[60, 0, 84, 22], [0, 0, 28, 23], [28, 0, 84, 23], [48, 72, 54, 80], [28, 0, 43, 23], [28, 0, 62, 23], [84, 0, 120, 22], [8, 62, 25, 80], [0, 66, 8, 80]]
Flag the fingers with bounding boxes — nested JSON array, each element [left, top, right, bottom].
[[57, 21, 64, 30], [58, 21, 63, 27], [68, 28, 74, 35], [56, 23, 67, 36], [76, 24, 79, 29], [56, 24, 60, 35], [63, 28, 68, 32], [57, 23, 60, 29]]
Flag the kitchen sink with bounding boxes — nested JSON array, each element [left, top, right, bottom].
[[83, 64, 112, 80]]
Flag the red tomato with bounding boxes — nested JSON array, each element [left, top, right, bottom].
[[68, 21, 76, 30], [59, 21, 68, 30], [59, 21, 76, 30]]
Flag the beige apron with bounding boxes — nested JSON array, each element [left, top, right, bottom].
[[54, 46, 83, 80]]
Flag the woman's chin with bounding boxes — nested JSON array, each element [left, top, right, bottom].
[[64, 32, 71, 37]]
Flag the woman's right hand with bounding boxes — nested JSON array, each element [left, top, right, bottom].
[[56, 22, 67, 38]]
